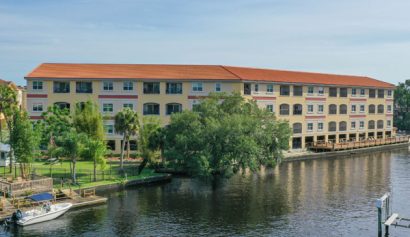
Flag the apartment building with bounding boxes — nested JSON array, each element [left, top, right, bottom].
[[25, 63, 395, 153]]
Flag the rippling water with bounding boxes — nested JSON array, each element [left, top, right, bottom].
[[3, 148, 410, 237]]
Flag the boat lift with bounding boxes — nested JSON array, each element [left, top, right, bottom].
[[377, 193, 410, 237]]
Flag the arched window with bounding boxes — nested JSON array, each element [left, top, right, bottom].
[[143, 103, 160, 115], [166, 103, 182, 115], [329, 104, 337, 114], [339, 104, 347, 114], [279, 104, 289, 115], [293, 123, 302, 134], [293, 104, 303, 115], [339, 121, 347, 131], [54, 102, 70, 110], [377, 120, 384, 129], [368, 104, 375, 114], [368, 120, 375, 129], [328, 121, 337, 132], [377, 104, 384, 114]]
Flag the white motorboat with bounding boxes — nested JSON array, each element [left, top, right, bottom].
[[15, 202, 72, 226]]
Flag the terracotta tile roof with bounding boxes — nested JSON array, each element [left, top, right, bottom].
[[25, 63, 395, 88]]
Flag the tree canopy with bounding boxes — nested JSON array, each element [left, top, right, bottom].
[[394, 80, 410, 131]]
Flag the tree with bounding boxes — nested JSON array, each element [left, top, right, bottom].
[[114, 108, 139, 171], [82, 137, 107, 182], [394, 80, 410, 131], [164, 93, 291, 179], [73, 100, 104, 140], [137, 116, 162, 174], [9, 111, 41, 179]]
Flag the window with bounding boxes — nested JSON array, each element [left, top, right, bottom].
[[192, 82, 203, 92], [339, 88, 347, 97], [307, 86, 314, 95], [377, 104, 384, 114], [32, 103, 43, 112], [369, 104, 375, 114], [293, 86, 303, 96], [307, 123, 313, 131], [351, 121, 356, 129], [318, 104, 324, 113], [360, 89, 365, 96], [280, 85, 290, 96], [103, 103, 113, 112], [318, 87, 324, 95], [123, 81, 134, 91], [387, 120, 392, 128], [254, 84, 259, 93], [267, 84, 274, 93], [54, 102, 70, 110], [123, 103, 133, 110], [360, 105, 365, 113], [244, 83, 251, 95], [329, 104, 337, 114], [339, 104, 347, 114], [387, 90, 392, 97], [369, 89, 376, 98], [368, 120, 375, 129], [166, 103, 182, 115], [32, 81, 43, 90], [339, 121, 347, 131], [378, 89, 384, 98], [351, 88, 357, 96], [144, 82, 160, 94], [377, 120, 384, 129], [192, 103, 200, 112], [329, 88, 337, 97], [215, 83, 221, 92], [104, 125, 114, 134], [318, 122, 323, 131], [76, 82, 93, 93], [279, 104, 289, 115], [53, 81, 70, 93], [107, 140, 116, 150], [293, 123, 302, 134], [387, 105, 392, 113], [307, 104, 314, 113], [103, 81, 113, 91], [293, 104, 303, 115], [328, 122, 336, 132], [143, 103, 160, 115], [351, 105, 356, 113], [360, 121, 365, 129], [266, 104, 274, 113], [166, 83, 183, 94]]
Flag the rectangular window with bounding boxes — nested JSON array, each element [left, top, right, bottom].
[[307, 104, 314, 113], [32, 103, 43, 112], [32, 81, 43, 90], [318, 104, 324, 113], [387, 90, 392, 97], [254, 84, 259, 93], [360, 105, 365, 113], [166, 103, 182, 115], [360, 89, 365, 96], [144, 82, 160, 94], [340, 88, 347, 97], [143, 103, 160, 115], [378, 89, 385, 98], [351, 88, 357, 96], [387, 120, 392, 127], [104, 125, 114, 134], [387, 105, 392, 113], [266, 104, 274, 113], [293, 86, 303, 96], [192, 82, 203, 92], [244, 83, 251, 95], [351, 121, 356, 129], [123, 81, 134, 91], [103, 81, 113, 91], [53, 81, 70, 93], [280, 85, 290, 96], [318, 87, 324, 95], [166, 83, 183, 94], [329, 88, 338, 97], [307, 123, 313, 131], [215, 83, 221, 92], [360, 121, 365, 129], [351, 105, 356, 113], [308, 86, 314, 95], [103, 103, 113, 112], [267, 84, 274, 93], [318, 122, 323, 131], [76, 82, 93, 93], [369, 89, 376, 98], [123, 103, 133, 110]]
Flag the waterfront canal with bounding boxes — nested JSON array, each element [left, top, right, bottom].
[[4, 148, 410, 237]]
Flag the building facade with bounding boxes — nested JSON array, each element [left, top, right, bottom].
[[25, 63, 395, 153]]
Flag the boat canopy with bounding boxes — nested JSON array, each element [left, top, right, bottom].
[[29, 193, 54, 202]]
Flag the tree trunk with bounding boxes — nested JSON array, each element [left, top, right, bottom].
[[8, 148, 13, 174], [126, 140, 130, 160], [93, 158, 97, 182], [72, 158, 77, 184], [120, 133, 127, 171], [19, 163, 25, 179], [138, 158, 148, 175]]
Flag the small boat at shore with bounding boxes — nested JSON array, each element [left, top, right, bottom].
[[14, 202, 72, 226]]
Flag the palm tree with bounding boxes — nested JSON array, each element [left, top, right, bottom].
[[114, 108, 139, 171]]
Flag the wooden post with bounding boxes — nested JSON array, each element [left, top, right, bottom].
[[378, 206, 382, 237]]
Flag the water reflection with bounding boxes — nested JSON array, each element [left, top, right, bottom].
[[3, 148, 410, 237]]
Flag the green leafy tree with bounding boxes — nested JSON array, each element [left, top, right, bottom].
[[82, 137, 107, 182], [394, 80, 410, 131], [137, 116, 162, 174], [164, 93, 291, 179], [73, 100, 104, 140], [114, 108, 139, 171]]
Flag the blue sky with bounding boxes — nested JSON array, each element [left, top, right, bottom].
[[1, 0, 410, 85]]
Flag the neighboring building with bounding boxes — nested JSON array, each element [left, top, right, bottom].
[[25, 63, 395, 153], [0, 78, 24, 120]]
